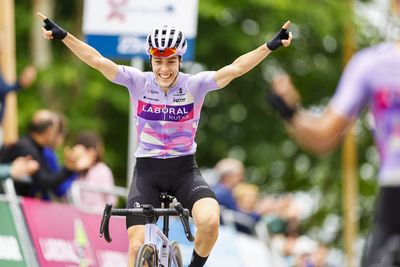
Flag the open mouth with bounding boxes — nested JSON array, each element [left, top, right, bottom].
[[159, 73, 172, 80]]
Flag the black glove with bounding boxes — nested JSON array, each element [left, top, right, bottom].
[[43, 18, 67, 40], [266, 90, 297, 121], [266, 27, 290, 51]]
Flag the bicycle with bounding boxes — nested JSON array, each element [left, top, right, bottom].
[[99, 193, 195, 267]]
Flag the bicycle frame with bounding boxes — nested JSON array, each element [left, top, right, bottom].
[[145, 223, 179, 266]]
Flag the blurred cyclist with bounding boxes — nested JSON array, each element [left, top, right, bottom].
[[37, 12, 292, 267], [267, 1, 400, 264]]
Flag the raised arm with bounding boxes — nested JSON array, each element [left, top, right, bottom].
[[37, 12, 118, 81], [287, 107, 353, 154], [214, 21, 293, 89], [268, 74, 353, 154]]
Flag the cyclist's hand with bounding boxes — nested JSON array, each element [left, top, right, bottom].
[[266, 73, 300, 121], [266, 21, 293, 51], [271, 74, 300, 106], [37, 12, 68, 40]]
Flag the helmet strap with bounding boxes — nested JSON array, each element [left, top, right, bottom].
[[149, 56, 152, 70]]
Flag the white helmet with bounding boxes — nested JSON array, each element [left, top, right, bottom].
[[145, 25, 187, 57]]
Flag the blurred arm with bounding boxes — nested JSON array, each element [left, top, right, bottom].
[[287, 106, 353, 154], [0, 74, 20, 96], [270, 73, 353, 154]]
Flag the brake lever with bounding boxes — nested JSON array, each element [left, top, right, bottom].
[[174, 202, 195, 242], [99, 203, 113, 243]]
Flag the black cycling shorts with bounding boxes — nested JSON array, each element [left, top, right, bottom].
[[126, 154, 216, 228], [362, 186, 400, 266]]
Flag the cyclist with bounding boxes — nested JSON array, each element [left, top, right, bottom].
[[37, 12, 292, 267], [267, 29, 400, 267]]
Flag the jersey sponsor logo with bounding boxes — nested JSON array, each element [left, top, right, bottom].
[[143, 96, 160, 101], [138, 100, 194, 122], [146, 89, 159, 95], [38, 219, 94, 265], [173, 87, 185, 96], [173, 97, 186, 103], [192, 185, 209, 192]]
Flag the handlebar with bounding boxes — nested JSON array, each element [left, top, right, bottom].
[[99, 202, 195, 243]]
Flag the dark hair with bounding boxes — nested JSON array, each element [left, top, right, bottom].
[[28, 119, 54, 133], [73, 131, 104, 162]]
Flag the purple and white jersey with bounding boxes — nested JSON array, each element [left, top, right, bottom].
[[330, 43, 400, 185], [113, 66, 218, 158]]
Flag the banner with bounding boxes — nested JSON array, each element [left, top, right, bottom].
[[0, 201, 26, 267], [83, 0, 198, 60], [21, 198, 97, 267], [79, 212, 128, 267], [21, 198, 129, 267]]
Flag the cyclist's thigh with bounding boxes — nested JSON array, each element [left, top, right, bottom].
[[173, 161, 216, 213], [362, 187, 400, 266], [363, 223, 392, 266], [126, 165, 161, 228]]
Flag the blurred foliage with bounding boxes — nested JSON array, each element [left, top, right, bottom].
[[10, 0, 387, 249]]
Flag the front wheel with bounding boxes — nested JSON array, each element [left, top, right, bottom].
[[135, 244, 157, 267], [168, 241, 183, 267]]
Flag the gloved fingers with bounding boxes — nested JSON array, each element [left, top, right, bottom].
[[36, 12, 47, 20], [282, 21, 291, 30], [282, 32, 293, 47], [41, 27, 53, 40]]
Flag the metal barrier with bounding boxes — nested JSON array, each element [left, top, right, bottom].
[[68, 182, 128, 213], [0, 178, 39, 267]]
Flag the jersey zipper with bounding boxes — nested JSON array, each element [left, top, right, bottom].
[[163, 91, 168, 159]]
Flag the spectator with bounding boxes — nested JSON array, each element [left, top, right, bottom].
[[0, 109, 90, 197], [68, 131, 116, 212], [233, 183, 259, 212], [41, 112, 78, 200], [233, 182, 269, 217], [213, 158, 262, 234], [311, 244, 329, 267], [213, 158, 245, 211], [0, 156, 39, 181]]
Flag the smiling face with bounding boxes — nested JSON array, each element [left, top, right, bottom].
[[151, 55, 180, 90]]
